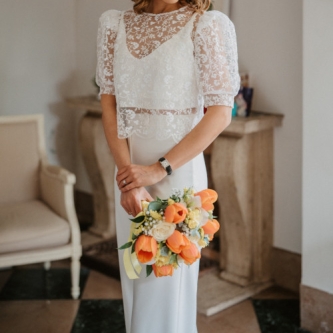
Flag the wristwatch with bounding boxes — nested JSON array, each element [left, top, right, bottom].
[[158, 157, 172, 175]]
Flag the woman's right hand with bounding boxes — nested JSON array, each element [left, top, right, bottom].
[[120, 186, 154, 217]]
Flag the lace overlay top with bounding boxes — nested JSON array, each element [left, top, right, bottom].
[[96, 5, 240, 142]]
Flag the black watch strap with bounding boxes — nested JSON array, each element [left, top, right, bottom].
[[158, 157, 172, 175]]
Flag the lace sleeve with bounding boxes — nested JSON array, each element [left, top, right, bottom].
[[95, 10, 121, 97], [194, 10, 240, 108]]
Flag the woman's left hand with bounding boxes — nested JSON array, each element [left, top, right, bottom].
[[116, 162, 167, 192]]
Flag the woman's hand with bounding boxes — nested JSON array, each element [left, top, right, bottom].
[[116, 162, 167, 193], [121, 187, 154, 216]]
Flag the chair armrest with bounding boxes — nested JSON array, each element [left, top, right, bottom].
[[41, 164, 76, 184], [40, 164, 81, 249]]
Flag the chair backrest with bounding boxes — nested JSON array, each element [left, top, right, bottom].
[[0, 114, 48, 204]]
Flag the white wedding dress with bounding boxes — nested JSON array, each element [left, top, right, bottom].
[[96, 5, 240, 333]]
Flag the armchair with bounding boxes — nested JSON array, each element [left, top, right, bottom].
[[0, 114, 82, 299]]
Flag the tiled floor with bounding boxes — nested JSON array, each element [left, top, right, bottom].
[[0, 259, 311, 333]]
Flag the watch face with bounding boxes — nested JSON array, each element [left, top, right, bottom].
[[161, 160, 169, 169]]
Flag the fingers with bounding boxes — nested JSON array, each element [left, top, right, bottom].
[[146, 192, 154, 201], [121, 187, 153, 216], [120, 181, 140, 193]]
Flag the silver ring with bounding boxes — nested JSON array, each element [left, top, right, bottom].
[[122, 179, 127, 185]]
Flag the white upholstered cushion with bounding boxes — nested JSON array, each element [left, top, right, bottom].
[[0, 200, 71, 254]]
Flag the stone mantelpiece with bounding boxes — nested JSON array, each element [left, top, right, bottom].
[[67, 94, 284, 314]]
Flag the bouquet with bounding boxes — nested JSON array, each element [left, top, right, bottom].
[[119, 187, 220, 278]]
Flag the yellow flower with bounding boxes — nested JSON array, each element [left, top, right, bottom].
[[198, 228, 205, 238], [172, 262, 179, 269], [150, 210, 162, 220], [168, 198, 175, 206], [186, 208, 201, 229], [141, 200, 149, 211], [188, 219, 199, 229], [133, 225, 143, 236], [155, 249, 171, 266], [198, 239, 208, 248]]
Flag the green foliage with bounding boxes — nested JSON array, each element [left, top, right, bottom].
[[160, 246, 169, 257], [148, 201, 162, 212], [131, 240, 136, 253], [130, 215, 145, 223], [146, 265, 153, 277], [117, 241, 132, 250], [169, 254, 178, 266]]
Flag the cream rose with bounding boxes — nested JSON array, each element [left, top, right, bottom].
[[150, 221, 176, 242]]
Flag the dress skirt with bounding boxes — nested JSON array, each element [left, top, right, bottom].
[[114, 132, 208, 333]]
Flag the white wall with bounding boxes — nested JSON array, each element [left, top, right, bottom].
[[302, 0, 333, 294], [0, 0, 77, 172], [73, 0, 133, 192], [231, 0, 303, 253]]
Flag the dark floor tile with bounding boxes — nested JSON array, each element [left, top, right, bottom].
[[0, 269, 12, 292], [252, 299, 313, 333], [0, 268, 89, 300], [71, 300, 125, 333]]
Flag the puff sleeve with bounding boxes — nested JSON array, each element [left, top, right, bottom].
[[95, 10, 121, 97], [194, 10, 240, 108]]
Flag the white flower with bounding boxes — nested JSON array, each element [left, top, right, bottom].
[[186, 195, 202, 209], [150, 221, 176, 242], [200, 208, 210, 227]]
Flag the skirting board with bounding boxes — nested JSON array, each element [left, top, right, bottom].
[[198, 270, 273, 316], [271, 247, 301, 294], [301, 284, 333, 333]]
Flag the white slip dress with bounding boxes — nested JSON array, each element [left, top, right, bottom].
[[95, 5, 240, 333]]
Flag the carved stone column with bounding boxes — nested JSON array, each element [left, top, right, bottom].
[[66, 96, 116, 239], [210, 112, 283, 287]]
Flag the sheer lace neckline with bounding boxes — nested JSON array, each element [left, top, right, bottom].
[[123, 5, 196, 59], [141, 5, 189, 16]]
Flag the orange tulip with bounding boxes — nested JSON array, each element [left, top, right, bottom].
[[164, 203, 188, 224], [166, 230, 190, 254], [179, 242, 201, 265], [194, 189, 218, 211], [202, 219, 220, 240], [135, 235, 157, 263], [153, 264, 174, 277]]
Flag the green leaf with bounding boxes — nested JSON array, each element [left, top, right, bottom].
[[160, 202, 168, 211], [169, 254, 178, 265], [160, 246, 169, 257], [148, 201, 162, 212], [117, 241, 133, 250], [131, 240, 136, 253], [130, 215, 145, 223], [132, 233, 138, 240], [146, 265, 153, 277]]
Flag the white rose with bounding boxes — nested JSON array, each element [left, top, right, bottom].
[[199, 208, 210, 227], [151, 221, 176, 242], [187, 195, 201, 209]]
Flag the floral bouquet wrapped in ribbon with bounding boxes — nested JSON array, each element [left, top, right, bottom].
[[119, 188, 220, 278]]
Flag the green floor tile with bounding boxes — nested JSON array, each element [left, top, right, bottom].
[[252, 299, 313, 333], [0, 268, 89, 300], [71, 300, 125, 333]]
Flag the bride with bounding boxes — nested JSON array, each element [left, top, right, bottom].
[[96, 0, 240, 332]]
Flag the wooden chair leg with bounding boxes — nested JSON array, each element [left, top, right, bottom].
[[71, 256, 80, 299]]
